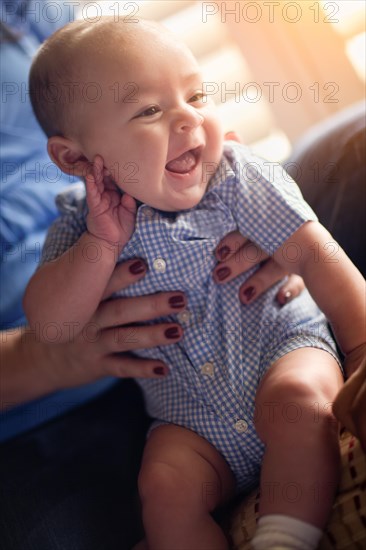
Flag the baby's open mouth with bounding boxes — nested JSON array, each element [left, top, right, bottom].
[[165, 146, 202, 174]]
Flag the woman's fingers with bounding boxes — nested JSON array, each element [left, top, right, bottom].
[[59, 315, 179, 385], [274, 274, 305, 305], [86, 267, 188, 381], [98, 322, 183, 354], [214, 231, 305, 306], [214, 232, 268, 284], [240, 267, 305, 305], [102, 259, 147, 298], [102, 354, 170, 379], [237, 259, 285, 303], [95, 291, 186, 328], [215, 231, 250, 262]]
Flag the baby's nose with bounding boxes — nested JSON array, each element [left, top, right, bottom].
[[173, 106, 204, 133]]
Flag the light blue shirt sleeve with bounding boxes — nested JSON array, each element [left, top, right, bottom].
[[217, 141, 318, 255]]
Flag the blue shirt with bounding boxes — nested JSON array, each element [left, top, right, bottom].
[[0, 0, 117, 442], [1, 0, 75, 327]]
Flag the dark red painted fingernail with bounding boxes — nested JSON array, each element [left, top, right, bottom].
[[129, 260, 146, 275], [165, 327, 180, 339], [168, 295, 185, 309], [242, 286, 256, 302], [216, 266, 231, 281], [283, 291, 292, 303], [153, 366, 166, 376], [217, 246, 230, 260]]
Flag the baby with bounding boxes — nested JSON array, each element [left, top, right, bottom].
[[24, 17, 365, 550]]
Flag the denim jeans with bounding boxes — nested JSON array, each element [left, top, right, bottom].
[[0, 380, 151, 550]]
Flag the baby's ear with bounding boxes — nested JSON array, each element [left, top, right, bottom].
[[48, 136, 89, 177]]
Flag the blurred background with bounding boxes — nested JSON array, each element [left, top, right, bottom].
[[81, 0, 365, 161]]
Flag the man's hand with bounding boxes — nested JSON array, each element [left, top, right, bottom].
[[86, 154, 136, 247]]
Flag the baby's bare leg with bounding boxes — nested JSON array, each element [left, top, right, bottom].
[[137, 424, 236, 550], [255, 348, 343, 528]]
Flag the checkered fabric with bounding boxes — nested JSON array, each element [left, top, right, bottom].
[[42, 142, 339, 492]]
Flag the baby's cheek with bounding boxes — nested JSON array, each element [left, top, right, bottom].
[[206, 122, 224, 164]]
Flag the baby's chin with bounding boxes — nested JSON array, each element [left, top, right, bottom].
[[154, 195, 203, 212], [159, 192, 205, 213]]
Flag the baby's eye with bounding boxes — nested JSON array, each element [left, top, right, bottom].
[[136, 105, 161, 118], [188, 91, 207, 103]]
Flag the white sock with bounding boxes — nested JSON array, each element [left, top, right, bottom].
[[251, 514, 323, 550]]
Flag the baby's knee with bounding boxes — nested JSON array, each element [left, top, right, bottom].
[[138, 460, 193, 511], [264, 374, 326, 405], [255, 375, 338, 442]]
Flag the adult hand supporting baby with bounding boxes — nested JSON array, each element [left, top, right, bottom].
[[213, 230, 305, 305], [4, 234, 303, 412], [213, 230, 366, 450], [218, 132, 305, 305], [1, 259, 184, 410]]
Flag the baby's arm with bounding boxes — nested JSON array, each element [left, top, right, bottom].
[[273, 221, 365, 363], [23, 156, 136, 341]]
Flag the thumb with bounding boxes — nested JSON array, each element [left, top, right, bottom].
[[119, 193, 137, 244], [121, 192, 137, 215]]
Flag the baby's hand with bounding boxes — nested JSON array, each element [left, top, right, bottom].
[[86, 155, 136, 248]]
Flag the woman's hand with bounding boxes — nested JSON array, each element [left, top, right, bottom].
[[213, 230, 305, 305], [332, 343, 366, 451], [56, 258, 185, 386], [2, 258, 185, 409]]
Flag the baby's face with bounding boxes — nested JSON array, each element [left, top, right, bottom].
[[74, 25, 223, 212]]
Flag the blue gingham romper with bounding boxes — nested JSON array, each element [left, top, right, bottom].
[[42, 142, 339, 493]]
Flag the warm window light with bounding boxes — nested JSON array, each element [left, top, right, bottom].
[[346, 32, 366, 82], [82, 1, 195, 21], [322, 0, 365, 21], [320, 0, 366, 81], [79, 1, 364, 161], [320, 1, 365, 41]]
